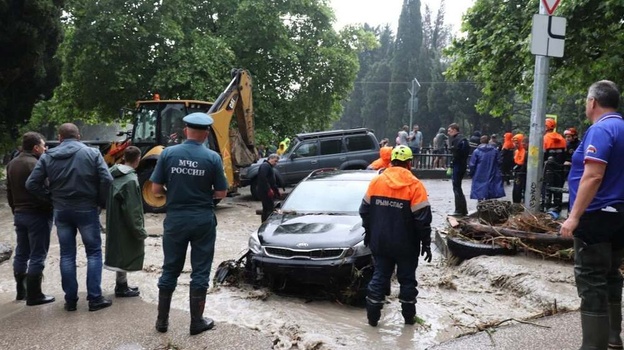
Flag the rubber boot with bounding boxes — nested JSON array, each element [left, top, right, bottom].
[[580, 312, 609, 350], [609, 303, 623, 349], [25, 273, 55, 306], [155, 289, 173, 333], [14, 272, 26, 301], [189, 288, 214, 335], [115, 282, 140, 297], [401, 302, 416, 325], [366, 297, 384, 327], [450, 195, 468, 216], [575, 238, 611, 349]]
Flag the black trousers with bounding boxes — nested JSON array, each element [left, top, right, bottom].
[[259, 195, 274, 223]]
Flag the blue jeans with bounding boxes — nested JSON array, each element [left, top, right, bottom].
[[55, 208, 103, 302], [367, 254, 419, 303], [158, 212, 216, 291], [13, 211, 53, 275]]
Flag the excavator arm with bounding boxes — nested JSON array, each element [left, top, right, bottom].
[[207, 68, 257, 189]]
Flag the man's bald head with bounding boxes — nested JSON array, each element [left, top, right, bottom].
[[58, 123, 80, 141]]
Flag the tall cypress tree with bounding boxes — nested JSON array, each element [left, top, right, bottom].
[[387, 0, 423, 134]]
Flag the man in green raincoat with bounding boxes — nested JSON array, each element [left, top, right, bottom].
[[105, 146, 147, 297]]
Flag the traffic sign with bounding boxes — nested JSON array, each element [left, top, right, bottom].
[[531, 14, 566, 58], [542, 0, 561, 15]]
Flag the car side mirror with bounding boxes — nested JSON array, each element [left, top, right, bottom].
[[290, 153, 299, 160], [275, 202, 282, 209]]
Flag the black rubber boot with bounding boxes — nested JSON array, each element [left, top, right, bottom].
[[115, 282, 140, 297], [189, 288, 214, 335], [366, 297, 384, 327], [450, 195, 468, 216], [26, 273, 55, 306], [401, 302, 416, 325], [580, 312, 609, 350], [14, 272, 26, 301], [609, 303, 623, 349], [575, 238, 611, 350], [155, 289, 173, 333]]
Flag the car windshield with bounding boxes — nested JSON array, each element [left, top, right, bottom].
[[281, 179, 370, 213]]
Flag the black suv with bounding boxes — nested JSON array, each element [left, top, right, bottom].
[[240, 128, 379, 199]]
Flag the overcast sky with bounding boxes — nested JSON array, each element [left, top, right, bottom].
[[330, 0, 475, 34]]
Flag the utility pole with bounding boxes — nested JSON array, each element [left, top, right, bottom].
[[407, 78, 420, 128], [525, 0, 566, 212]]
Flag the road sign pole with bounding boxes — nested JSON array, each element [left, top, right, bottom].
[[409, 79, 415, 129], [524, 3, 550, 212]]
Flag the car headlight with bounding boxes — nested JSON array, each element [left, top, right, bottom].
[[248, 230, 262, 254], [344, 240, 371, 258]]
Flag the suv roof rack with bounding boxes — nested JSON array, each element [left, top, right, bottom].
[[306, 168, 338, 179], [295, 128, 372, 140]]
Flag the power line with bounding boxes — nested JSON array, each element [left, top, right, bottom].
[[353, 81, 478, 85]]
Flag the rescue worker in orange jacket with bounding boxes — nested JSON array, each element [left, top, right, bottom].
[[512, 134, 528, 203], [359, 145, 432, 327], [501, 132, 515, 185], [543, 118, 567, 211], [367, 146, 392, 170]]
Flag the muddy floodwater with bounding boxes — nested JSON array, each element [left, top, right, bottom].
[[0, 179, 579, 349]]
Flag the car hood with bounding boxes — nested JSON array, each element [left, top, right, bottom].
[[258, 213, 365, 249]]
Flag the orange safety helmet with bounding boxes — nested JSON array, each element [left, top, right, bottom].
[[545, 118, 556, 130]]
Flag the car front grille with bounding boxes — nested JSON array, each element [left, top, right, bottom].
[[263, 247, 348, 260]]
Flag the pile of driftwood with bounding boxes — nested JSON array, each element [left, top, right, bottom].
[[447, 200, 574, 261]]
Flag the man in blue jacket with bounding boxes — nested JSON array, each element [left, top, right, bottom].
[[27, 123, 113, 312]]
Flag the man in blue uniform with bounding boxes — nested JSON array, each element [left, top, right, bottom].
[[561, 80, 624, 350], [150, 112, 228, 336]]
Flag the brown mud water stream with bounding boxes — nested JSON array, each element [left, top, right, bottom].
[[0, 180, 580, 349]]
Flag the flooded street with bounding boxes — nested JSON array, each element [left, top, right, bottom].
[[0, 179, 579, 349]]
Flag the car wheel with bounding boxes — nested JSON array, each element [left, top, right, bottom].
[[340, 263, 373, 306]]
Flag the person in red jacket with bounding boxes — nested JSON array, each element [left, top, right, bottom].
[[367, 146, 392, 170], [359, 145, 432, 327], [512, 134, 528, 204], [543, 118, 567, 212]]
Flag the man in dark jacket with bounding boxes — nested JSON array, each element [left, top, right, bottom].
[[26, 123, 113, 312], [7, 132, 55, 306], [359, 145, 432, 327], [448, 123, 470, 216], [105, 146, 147, 298], [257, 154, 280, 222]]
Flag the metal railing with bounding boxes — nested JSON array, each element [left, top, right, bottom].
[[411, 147, 453, 170]]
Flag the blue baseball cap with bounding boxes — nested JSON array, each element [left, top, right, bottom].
[[183, 112, 214, 130]]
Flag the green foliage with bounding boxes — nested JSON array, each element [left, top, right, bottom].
[[0, 0, 64, 152], [446, 0, 624, 118], [29, 0, 373, 145], [387, 0, 424, 132]]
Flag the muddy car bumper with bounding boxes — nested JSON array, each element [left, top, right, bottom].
[[250, 254, 372, 285]]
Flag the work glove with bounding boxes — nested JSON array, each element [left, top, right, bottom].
[[421, 243, 432, 263]]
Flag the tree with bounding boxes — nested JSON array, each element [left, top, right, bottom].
[[34, 0, 375, 146], [446, 0, 624, 117], [387, 0, 423, 133], [0, 0, 64, 149]]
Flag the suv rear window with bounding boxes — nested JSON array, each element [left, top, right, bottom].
[[345, 134, 375, 152]]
